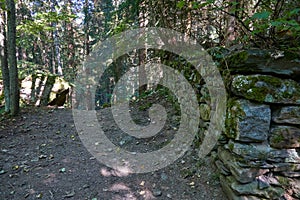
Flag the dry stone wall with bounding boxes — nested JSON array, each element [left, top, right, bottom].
[[214, 54, 300, 199]]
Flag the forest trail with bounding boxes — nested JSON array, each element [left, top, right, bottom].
[[0, 107, 227, 200]]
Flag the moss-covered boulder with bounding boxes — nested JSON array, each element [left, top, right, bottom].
[[231, 75, 300, 104]]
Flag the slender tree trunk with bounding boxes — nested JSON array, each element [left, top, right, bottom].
[[6, 0, 19, 115], [138, 1, 148, 94], [84, 0, 90, 56], [51, 0, 63, 75], [81, 0, 92, 110], [0, 10, 10, 112]]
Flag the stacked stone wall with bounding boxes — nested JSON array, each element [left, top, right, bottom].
[[216, 69, 300, 199]]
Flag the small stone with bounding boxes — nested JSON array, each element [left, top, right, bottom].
[[153, 190, 162, 197], [140, 181, 145, 186]]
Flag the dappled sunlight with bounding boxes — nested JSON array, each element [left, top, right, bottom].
[[106, 182, 156, 200], [138, 188, 155, 200], [112, 194, 137, 200], [100, 166, 132, 177], [108, 182, 137, 200], [109, 182, 131, 191]]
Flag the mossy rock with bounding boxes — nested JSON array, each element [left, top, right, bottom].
[[231, 75, 300, 104], [220, 50, 249, 68]]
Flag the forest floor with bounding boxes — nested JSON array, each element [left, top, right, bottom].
[[0, 94, 227, 200]]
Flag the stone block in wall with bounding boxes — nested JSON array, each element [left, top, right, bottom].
[[220, 175, 263, 200], [215, 160, 231, 176], [280, 171, 300, 178], [270, 126, 300, 149], [257, 174, 282, 188], [218, 147, 269, 183], [225, 140, 270, 161], [231, 74, 300, 104], [290, 178, 300, 198], [220, 175, 284, 199], [272, 106, 300, 125], [268, 149, 300, 163], [273, 163, 300, 172], [225, 141, 300, 163], [226, 99, 270, 142]]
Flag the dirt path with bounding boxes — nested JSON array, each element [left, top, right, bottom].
[[0, 107, 227, 200]]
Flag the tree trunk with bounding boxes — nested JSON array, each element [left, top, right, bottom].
[[50, 0, 62, 75], [6, 0, 19, 116], [84, 0, 90, 57], [138, 1, 148, 95], [0, 9, 10, 112]]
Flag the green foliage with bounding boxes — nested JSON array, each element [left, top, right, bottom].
[[176, 1, 185, 9], [252, 11, 271, 20], [108, 20, 131, 36], [17, 11, 76, 37], [0, 0, 6, 10], [17, 60, 45, 80]]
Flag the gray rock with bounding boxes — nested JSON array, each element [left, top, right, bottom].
[[230, 179, 284, 199], [225, 140, 271, 161], [220, 175, 263, 200], [272, 106, 300, 125], [270, 126, 300, 149], [226, 99, 270, 142], [222, 175, 284, 199], [231, 75, 300, 104], [229, 162, 269, 184], [257, 175, 270, 189], [153, 190, 162, 197], [218, 147, 269, 183], [215, 160, 231, 176], [290, 178, 300, 198], [272, 163, 300, 172], [230, 50, 300, 80], [257, 174, 281, 187], [280, 171, 300, 178], [237, 161, 273, 169], [268, 149, 300, 163]]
